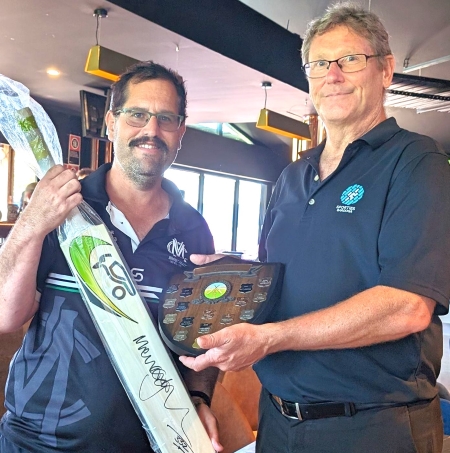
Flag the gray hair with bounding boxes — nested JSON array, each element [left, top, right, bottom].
[[301, 2, 392, 67]]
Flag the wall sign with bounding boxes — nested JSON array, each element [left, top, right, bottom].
[[68, 134, 81, 166]]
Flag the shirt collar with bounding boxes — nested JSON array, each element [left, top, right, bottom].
[[80, 163, 110, 204], [300, 117, 402, 160], [81, 163, 184, 206], [355, 117, 401, 150], [80, 163, 196, 235]]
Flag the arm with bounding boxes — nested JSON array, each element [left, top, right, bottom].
[[180, 284, 435, 372], [0, 166, 82, 333]]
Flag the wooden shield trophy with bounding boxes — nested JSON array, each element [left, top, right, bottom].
[[159, 256, 284, 356]]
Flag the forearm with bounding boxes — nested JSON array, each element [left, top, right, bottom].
[[178, 360, 219, 401], [267, 285, 435, 354], [0, 217, 46, 332], [179, 363, 222, 451]]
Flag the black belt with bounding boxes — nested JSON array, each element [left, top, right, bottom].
[[271, 394, 357, 421]]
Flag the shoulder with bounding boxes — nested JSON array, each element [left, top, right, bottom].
[[392, 128, 448, 176], [163, 180, 214, 252], [270, 158, 308, 202], [163, 177, 206, 224], [174, 199, 213, 238], [390, 124, 445, 159], [36, 230, 68, 291]]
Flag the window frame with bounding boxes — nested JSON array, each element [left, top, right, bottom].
[[167, 164, 272, 257]]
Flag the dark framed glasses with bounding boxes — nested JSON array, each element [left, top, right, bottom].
[[114, 108, 184, 131]]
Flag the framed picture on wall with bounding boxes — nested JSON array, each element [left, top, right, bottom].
[[80, 90, 108, 140], [100, 89, 112, 139]]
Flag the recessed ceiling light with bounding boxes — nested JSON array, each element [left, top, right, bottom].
[[46, 68, 60, 77]]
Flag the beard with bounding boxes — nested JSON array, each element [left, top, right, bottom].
[[116, 136, 174, 189]]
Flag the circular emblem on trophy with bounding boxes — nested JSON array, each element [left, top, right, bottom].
[[202, 280, 231, 304], [158, 256, 284, 356]]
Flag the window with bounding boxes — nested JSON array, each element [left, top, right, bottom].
[[0, 144, 10, 221], [164, 166, 270, 260], [0, 144, 36, 221], [203, 174, 235, 254], [164, 168, 200, 210], [189, 123, 254, 145], [236, 180, 266, 259]]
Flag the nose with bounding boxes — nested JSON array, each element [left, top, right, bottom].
[[141, 114, 160, 135], [325, 61, 345, 83]]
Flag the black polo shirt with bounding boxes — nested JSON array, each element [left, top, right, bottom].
[[79, 164, 215, 320], [1, 164, 214, 452], [256, 118, 450, 405]]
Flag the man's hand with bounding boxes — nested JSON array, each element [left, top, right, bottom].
[[180, 323, 273, 372], [195, 402, 223, 452], [190, 253, 225, 266], [19, 165, 82, 238]]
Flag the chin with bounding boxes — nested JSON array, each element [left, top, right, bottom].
[[321, 112, 351, 124]]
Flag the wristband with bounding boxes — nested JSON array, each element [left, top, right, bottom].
[[189, 390, 212, 408]]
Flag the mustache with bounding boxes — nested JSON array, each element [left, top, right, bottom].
[[129, 136, 168, 151]]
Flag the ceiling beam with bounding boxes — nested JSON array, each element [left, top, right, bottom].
[[106, 0, 309, 93]]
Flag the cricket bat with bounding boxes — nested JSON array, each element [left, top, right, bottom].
[[59, 221, 215, 453]]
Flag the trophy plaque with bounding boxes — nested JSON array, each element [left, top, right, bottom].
[[158, 256, 284, 356]]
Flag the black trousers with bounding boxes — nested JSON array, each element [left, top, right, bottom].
[[256, 388, 443, 453]]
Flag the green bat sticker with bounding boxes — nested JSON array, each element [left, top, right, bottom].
[[69, 235, 137, 323], [16, 107, 55, 166]]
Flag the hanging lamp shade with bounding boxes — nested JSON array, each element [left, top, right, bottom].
[[85, 45, 139, 82], [256, 108, 311, 140]]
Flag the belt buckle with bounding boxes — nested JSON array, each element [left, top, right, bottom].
[[277, 396, 303, 421], [294, 402, 303, 421]]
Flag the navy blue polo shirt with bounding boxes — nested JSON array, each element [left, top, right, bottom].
[[0, 163, 214, 452], [255, 118, 450, 405]]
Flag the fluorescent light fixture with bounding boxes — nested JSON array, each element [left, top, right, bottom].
[[256, 108, 311, 140], [85, 45, 139, 82], [403, 55, 450, 74]]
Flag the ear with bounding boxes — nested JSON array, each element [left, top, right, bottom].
[[177, 123, 186, 150], [382, 55, 395, 89], [105, 110, 116, 141]]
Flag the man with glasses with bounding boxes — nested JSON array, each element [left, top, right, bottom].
[[0, 61, 222, 452], [181, 3, 450, 452]]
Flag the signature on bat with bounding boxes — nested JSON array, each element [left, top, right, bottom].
[[133, 335, 194, 453]]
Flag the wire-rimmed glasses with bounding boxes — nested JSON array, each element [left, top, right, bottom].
[[302, 54, 381, 79]]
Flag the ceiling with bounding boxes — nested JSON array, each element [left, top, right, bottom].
[[1, 0, 450, 151]]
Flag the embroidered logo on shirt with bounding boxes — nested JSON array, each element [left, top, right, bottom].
[[167, 238, 187, 259], [167, 238, 188, 267], [336, 184, 364, 213]]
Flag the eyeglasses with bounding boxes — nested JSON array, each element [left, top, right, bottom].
[[114, 108, 184, 132], [302, 54, 381, 79]]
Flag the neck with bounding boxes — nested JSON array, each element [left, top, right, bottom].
[[323, 108, 386, 157], [106, 164, 165, 208], [106, 165, 171, 241], [318, 109, 386, 181]]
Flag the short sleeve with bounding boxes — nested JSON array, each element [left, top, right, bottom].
[[378, 148, 450, 314], [36, 231, 58, 295]]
